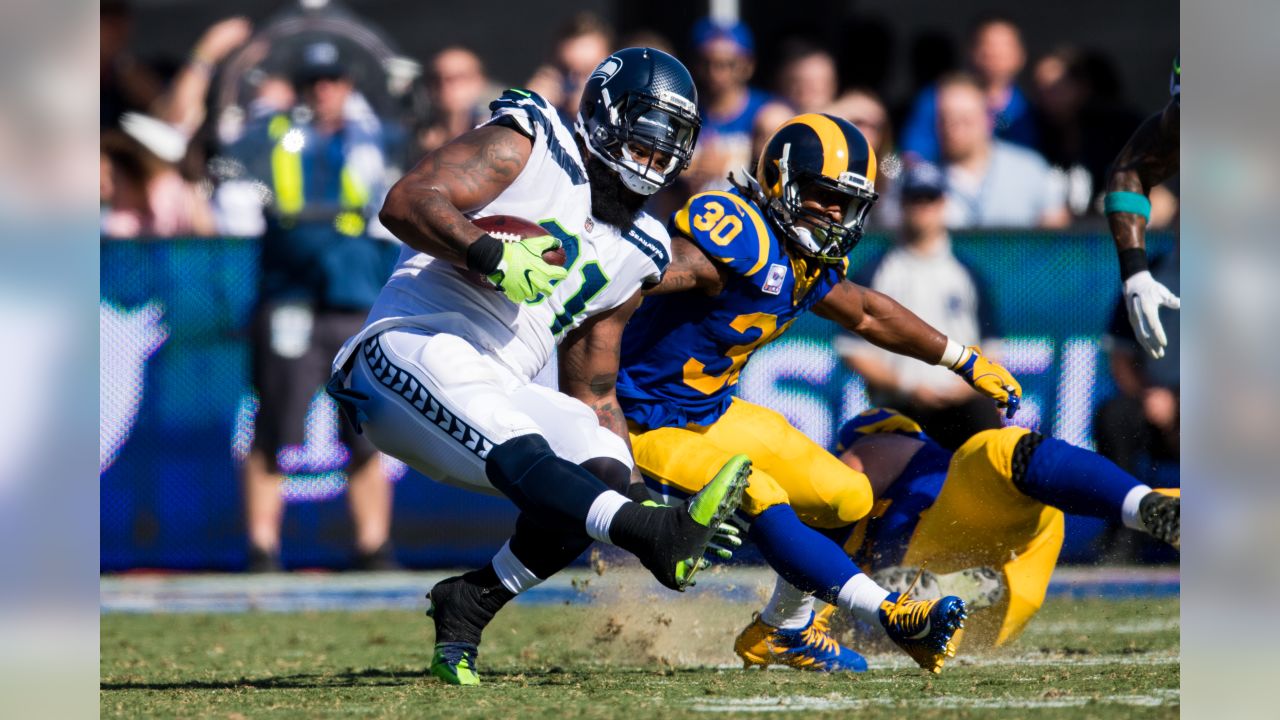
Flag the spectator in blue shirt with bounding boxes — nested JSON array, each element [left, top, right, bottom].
[[900, 15, 1039, 164], [684, 17, 788, 192]]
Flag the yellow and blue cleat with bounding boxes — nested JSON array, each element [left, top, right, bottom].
[[428, 641, 480, 686], [735, 607, 868, 672], [878, 592, 967, 674]]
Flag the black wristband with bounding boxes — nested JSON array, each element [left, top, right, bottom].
[[465, 234, 504, 275], [1117, 248, 1149, 281]]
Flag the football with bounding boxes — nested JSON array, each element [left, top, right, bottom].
[[474, 215, 566, 266], [455, 215, 565, 290]]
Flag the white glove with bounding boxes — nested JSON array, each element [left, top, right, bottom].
[[1123, 270, 1180, 359]]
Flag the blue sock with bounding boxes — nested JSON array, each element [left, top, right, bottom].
[[748, 505, 866, 605], [1016, 435, 1143, 518]]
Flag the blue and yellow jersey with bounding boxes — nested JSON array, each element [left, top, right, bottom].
[[616, 187, 847, 429], [835, 409, 953, 570]]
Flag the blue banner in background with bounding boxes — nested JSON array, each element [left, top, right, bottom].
[[101, 231, 1174, 571]]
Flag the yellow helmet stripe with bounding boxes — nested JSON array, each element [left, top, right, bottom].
[[864, 141, 878, 183], [801, 113, 851, 180]]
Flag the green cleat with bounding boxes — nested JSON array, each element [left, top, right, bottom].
[[630, 454, 751, 591], [673, 454, 752, 589], [429, 641, 481, 686]]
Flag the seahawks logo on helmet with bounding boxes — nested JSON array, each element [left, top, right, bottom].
[[589, 57, 623, 85], [576, 47, 701, 196]]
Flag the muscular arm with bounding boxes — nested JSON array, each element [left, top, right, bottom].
[[814, 279, 948, 364], [558, 290, 645, 484], [642, 234, 728, 296], [378, 123, 532, 264], [1106, 100, 1180, 255]]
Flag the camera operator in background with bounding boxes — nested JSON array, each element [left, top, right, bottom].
[[223, 41, 399, 572]]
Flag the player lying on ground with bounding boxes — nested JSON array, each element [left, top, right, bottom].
[[325, 49, 751, 685], [430, 114, 1024, 675], [1105, 54, 1180, 359], [734, 407, 1180, 669]]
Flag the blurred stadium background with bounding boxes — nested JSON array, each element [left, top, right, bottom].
[[100, 0, 1178, 573]]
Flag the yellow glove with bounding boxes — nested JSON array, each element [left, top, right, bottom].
[[948, 345, 1022, 418]]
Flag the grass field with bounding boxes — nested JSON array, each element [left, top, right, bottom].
[[100, 569, 1179, 718]]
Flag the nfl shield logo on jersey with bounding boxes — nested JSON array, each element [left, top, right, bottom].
[[762, 263, 788, 295]]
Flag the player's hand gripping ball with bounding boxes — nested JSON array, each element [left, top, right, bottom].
[[948, 345, 1023, 419], [458, 215, 568, 302]]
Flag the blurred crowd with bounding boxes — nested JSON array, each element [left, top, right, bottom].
[[101, 5, 1179, 241]]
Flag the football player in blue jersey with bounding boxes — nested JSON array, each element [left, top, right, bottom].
[[733, 407, 1178, 663], [601, 113, 1022, 673]]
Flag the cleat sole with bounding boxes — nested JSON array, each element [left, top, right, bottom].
[[675, 456, 751, 590]]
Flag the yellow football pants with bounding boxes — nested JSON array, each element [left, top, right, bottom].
[[629, 398, 874, 528], [898, 426, 1064, 647]]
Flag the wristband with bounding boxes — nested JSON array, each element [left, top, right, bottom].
[[465, 233, 503, 274], [1103, 191, 1151, 222], [1117, 248, 1149, 281], [937, 338, 967, 369]]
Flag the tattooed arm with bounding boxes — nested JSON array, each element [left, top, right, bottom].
[[1106, 99, 1180, 256], [642, 235, 729, 296], [378, 123, 532, 264], [559, 290, 645, 484]]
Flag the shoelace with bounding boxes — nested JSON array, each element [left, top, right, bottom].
[[798, 622, 839, 655], [887, 566, 933, 633]]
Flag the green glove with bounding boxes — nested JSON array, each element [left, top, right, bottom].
[[488, 235, 568, 303]]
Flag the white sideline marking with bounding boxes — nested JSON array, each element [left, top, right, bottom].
[[1028, 618, 1180, 634], [714, 651, 1179, 671], [689, 688, 1179, 713]]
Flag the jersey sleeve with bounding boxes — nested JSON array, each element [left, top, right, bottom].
[[485, 89, 555, 140], [670, 190, 774, 279], [620, 212, 673, 285]]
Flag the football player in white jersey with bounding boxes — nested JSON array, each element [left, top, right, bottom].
[[326, 48, 750, 685]]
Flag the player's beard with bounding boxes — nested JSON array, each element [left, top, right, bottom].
[[586, 154, 649, 230]]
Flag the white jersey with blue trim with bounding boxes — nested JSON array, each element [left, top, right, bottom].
[[354, 89, 671, 383]]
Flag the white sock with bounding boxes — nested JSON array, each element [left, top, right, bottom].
[[1121, 485, 1154, 530], [584, 490, 630, 544], [760, 578, 815, 630], [490, 540, 544, 595], [838, 573, 891, 625]]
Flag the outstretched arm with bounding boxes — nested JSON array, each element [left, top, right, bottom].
[[1105, 100, 1181, 359], [378, 123, 532, 265], [816, 279, 1022, 416], [559, 290, 646, 485], [814, 280, 948, 363], [1105, 100, 1180, 258]]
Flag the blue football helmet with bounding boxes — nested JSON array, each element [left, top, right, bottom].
[[577, 47, 701, 195]]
